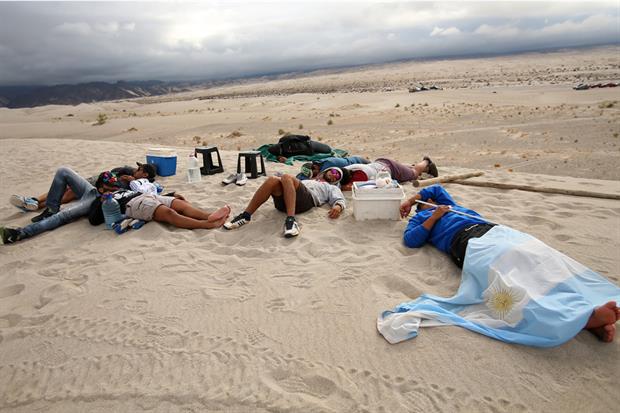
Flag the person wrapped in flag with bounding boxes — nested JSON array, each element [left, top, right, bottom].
[[377, 185, 620, 347]]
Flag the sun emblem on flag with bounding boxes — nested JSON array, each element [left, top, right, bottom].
[[483, 271, 527, 325], [487, 288, 519, 319]]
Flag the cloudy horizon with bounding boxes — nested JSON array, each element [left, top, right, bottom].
[[0, 1, 618, 87]]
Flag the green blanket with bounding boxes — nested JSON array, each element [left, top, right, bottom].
[[255, 145, 349, 165]]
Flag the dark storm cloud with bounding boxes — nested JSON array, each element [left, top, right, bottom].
[[0, 1, 617, 86]]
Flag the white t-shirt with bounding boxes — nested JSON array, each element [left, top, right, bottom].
[[344, 162, 389, 180], [129, 178, 159, 195]]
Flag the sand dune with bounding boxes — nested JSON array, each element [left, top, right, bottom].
[[1, 47, 619, 413]]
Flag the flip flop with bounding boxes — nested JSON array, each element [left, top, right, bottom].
[[208, 205, 231, 222]]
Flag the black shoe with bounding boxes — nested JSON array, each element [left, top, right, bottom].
[[0, 227, 21, 244], [31, 208, 55, 223], [423, 156, 439, 178], [283, 216, 300, 238]]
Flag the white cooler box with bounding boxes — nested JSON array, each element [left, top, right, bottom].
[[352, 181, 405, 221]]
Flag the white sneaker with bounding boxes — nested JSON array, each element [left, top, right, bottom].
[[10, 195, 39, 211], [235, 173, 248, 186], [224, 213, 251, 230], [283, 217, 300, 238], [221, 173, 237, 185]]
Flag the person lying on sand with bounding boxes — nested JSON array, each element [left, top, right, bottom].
[[2, 166, 104, 244], [223, 174, 345, 238], [377, 185, 620, 346], [317, 157, 438, 190], [373, 157, 438, 182], [267, 134, 332, 163], [316, 167, 350, 186], [89, 171, 230, 230], [10, 162, 156, 216], [0, 168, 229, 245], [298, 156, 370, 179]]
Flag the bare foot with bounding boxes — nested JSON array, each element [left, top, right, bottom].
[[208, 205, 231, 222], [585, 301, 618, 343], [589, 324, 616, 343], [204, 215, 227, 229], [586, 301, 617, 328]]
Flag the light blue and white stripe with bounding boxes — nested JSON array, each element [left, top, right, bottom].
[[378, 225, 620, 347]]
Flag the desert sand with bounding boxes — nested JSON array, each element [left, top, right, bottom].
[[0, 46, 619, 412]]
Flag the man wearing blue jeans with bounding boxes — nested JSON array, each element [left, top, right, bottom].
[[1, 167, 99, 244], [296, 156, 370, 180]]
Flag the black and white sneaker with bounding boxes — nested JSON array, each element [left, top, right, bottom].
[[283, 216, 300, 238], [224, 213, 251, 230], [0, 227, 21, 245], [31, 208, 55, 223], [221, 174, 237, 185]]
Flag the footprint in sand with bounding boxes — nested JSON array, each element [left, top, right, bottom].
[[553, 234, 573, 242], [0, 284, 25, 299], [553, 210, 576, 219], [200, 273, 255, 303], [263, 367, 337, 400], [36, 283, 85, 310], [520, 215, 560, 230], [0, 313, 22, 328], [266, 298, 286, 312], [372, 275, 422, 299]]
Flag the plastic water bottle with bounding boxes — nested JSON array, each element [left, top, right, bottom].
[[375, 170, 392, 188], [187, 153, 202, 183], [102, 193, 124, 229]]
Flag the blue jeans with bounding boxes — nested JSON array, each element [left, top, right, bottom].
[[20, 167, 97, 239], [318, 156, 369, 171]]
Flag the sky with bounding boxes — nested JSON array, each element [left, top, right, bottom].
[[0, 1, 618, 86]]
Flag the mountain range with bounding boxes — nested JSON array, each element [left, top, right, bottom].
[[0, 81, 189, 108]]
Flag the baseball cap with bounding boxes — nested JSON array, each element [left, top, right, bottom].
[[137, 162, 157, 181]]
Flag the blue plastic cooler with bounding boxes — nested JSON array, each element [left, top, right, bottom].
[[146, 148, 177, 177]]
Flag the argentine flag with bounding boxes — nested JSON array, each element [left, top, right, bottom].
[[378, 225, 620, 347]]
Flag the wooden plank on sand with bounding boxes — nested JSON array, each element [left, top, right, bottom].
[[450, 180, 620, 200], [413, 171, 484, 187]]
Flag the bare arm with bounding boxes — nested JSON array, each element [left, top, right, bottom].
[[422, 205, 451, 230], [400, 193, 421, 218]]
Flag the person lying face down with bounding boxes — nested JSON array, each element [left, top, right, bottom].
[[224, 174, 346, 238], [377, 184, 620, 347], [267, 135, 332, 163]]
